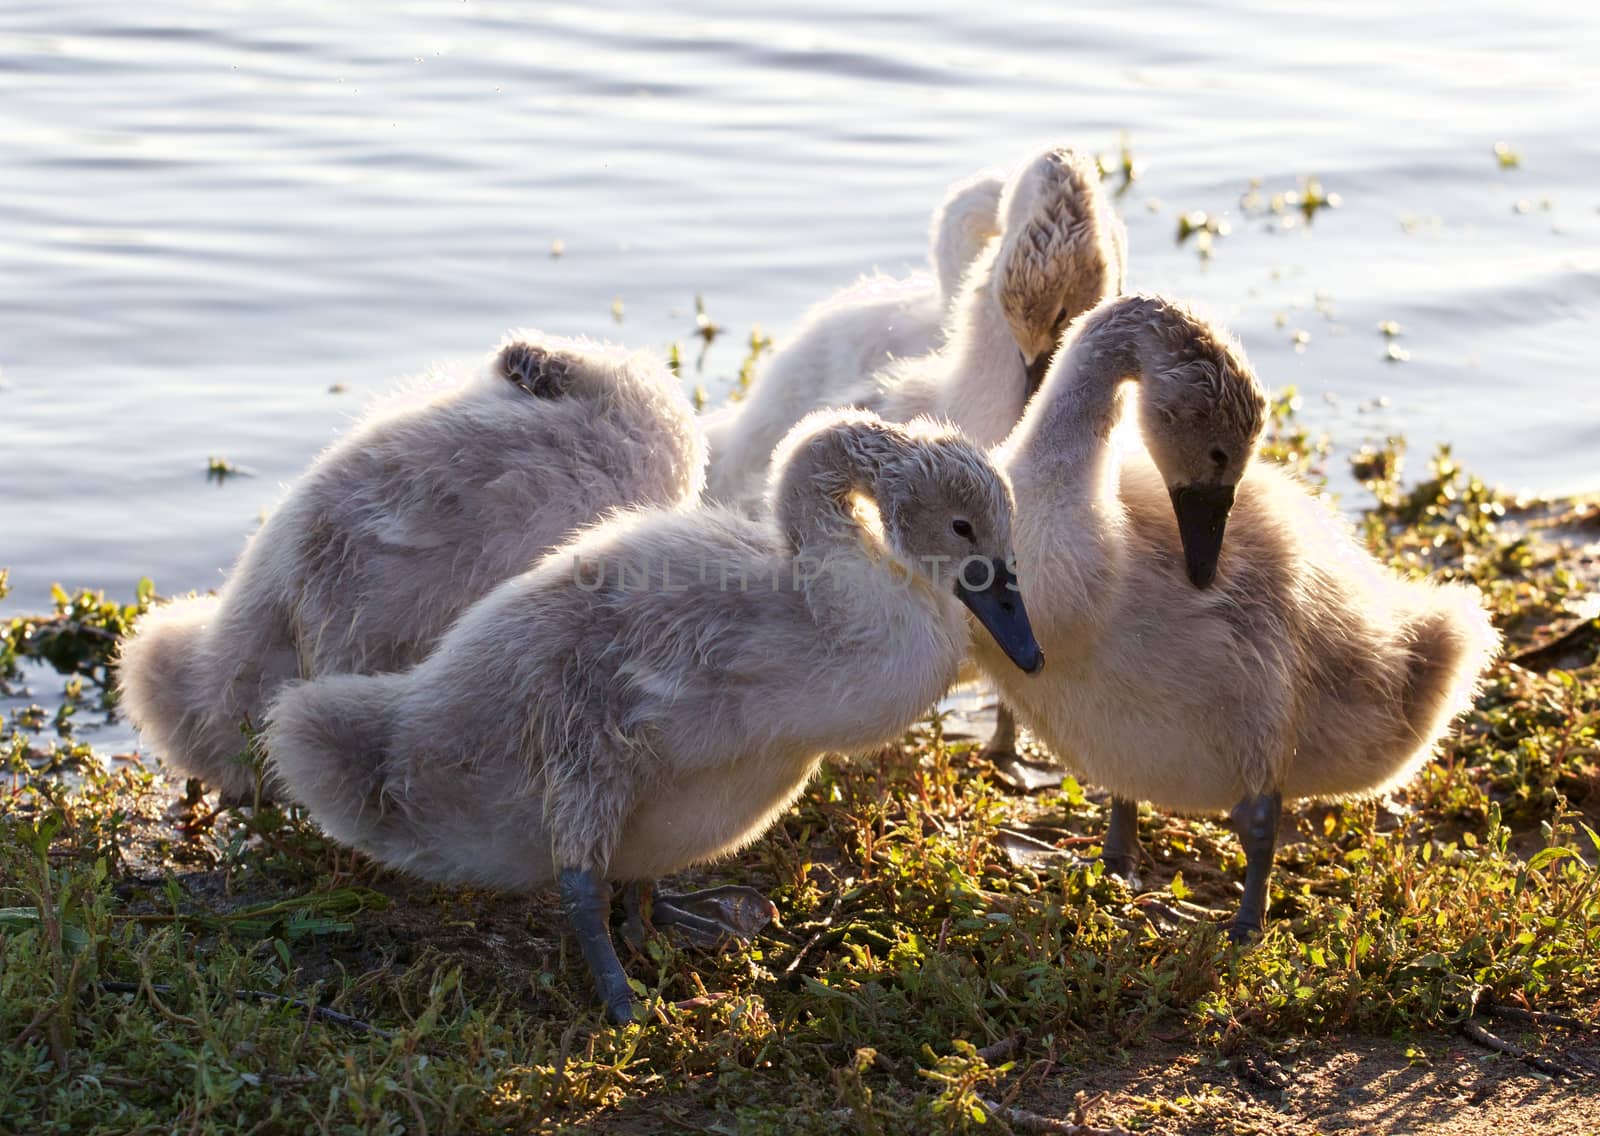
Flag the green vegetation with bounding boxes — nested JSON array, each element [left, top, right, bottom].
[[1095, 133, 1142, 196], [1174, 210, 1229, 260], [728, 327, 775, 403], [2, 409, 1596, 1133], [1238, 176, 1341, 231], [205, 457, 248, 485]]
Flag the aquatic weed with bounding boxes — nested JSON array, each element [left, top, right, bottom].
[[205, 456, 247, 484]]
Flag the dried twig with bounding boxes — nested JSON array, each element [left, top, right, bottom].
[[1132, 897, 1202, 926], [668, 992, 734, 1013], [1484, 1001, 1600, 1033], [1459, 1018, 1586, 1080], [781, 892, 846, 978], [96, 981, 393, 1039], [975, 1096, 1131, 1135]]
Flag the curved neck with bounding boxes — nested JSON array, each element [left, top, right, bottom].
[[953, 264, 1034, 448], [934, 228, 976, 302], [887, 246, 1031, 449], [771, 421, 891, 556], [771, 422, 955, 633], [1006, 303, 1142, 485], [998, 304, 1146, 647], [766, 424, 973, 733]]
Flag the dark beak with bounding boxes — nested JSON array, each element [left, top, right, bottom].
[[1168, 484, 1236, 588], [1021, 349, 1053, 399], [957, 558, 1044, 675]]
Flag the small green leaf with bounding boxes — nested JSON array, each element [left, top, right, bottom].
[[1525, 847, 1578, 873], [0, 908, 91, 954]]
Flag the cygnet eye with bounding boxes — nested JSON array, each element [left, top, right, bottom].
[[1052, 304, 1070, 329], [952, 518, 975, 540], [1209, 447, 1229, 468]]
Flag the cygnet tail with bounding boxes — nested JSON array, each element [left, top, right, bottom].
[[116, 595, 263, 799], [264, 673, 404, 850], [1400, 582, 1501, 747]]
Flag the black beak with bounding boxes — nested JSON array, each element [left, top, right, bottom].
[[1168, 484, 1236, 588], [957, 558, 1044, 675], [1021, 349, 1053, 399]]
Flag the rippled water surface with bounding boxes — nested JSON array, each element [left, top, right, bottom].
[[3, 0, 1598, 628]]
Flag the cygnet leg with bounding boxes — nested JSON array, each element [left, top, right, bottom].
[[558, 867, 634, 1024], [1102, 797, 1142, 886], [980, 704, 1019, 762], [626, 881, 776, 947], [981, 704, 1065, 793], [1227, 791, 1282, 941]]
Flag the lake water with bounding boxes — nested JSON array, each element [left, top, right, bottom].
[[2, 2, 1598, 743]]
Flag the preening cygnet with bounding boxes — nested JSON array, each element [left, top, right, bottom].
[[972, 293, 1500, 937], [863, 147, 1126, 448], [265, 409, 1045, 1023], [867, 147, 1125, 773], [117, 335, 704, 800], [705, 146, 1125, 515]]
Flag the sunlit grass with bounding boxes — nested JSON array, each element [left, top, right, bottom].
[[2, 405, 1596, 1133]]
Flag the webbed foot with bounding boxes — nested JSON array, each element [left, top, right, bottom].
[[1226, 915, 1263, 944], [624, 882, 776, 949], [995, 822, 1081, 870]]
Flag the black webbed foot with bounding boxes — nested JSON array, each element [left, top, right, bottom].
[[496, 341, 574, 399], [623, 882, 776, 949]]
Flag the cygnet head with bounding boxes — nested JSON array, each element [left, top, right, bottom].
[[994, 146, 1119, 394], [875, 418, 1045, 675], [1129, 299, 1268, 588], [776, 411, 1044, 674]]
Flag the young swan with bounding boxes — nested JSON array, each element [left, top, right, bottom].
[[705, 146, 1125, 514], [865, 147, 1126, 447], [117, 335, 704, 801], [972, 293, 1500, 937], [264, 410, 1045, 1023]]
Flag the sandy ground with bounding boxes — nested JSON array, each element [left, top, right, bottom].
[[585, 1026, 1599, 1135], [1007, 1030, 1599, 1136]]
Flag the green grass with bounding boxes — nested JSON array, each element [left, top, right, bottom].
[[2, 416, 1597, 1134]]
